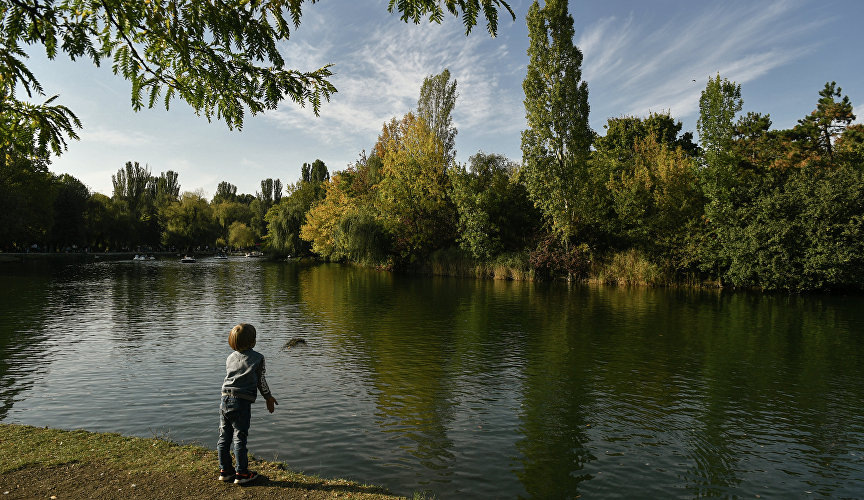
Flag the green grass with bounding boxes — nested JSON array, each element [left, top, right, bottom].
[[0, 423, 401, 498], [422, 248, 534, 281], [591, 249, 668, 286], [0, 424, 202, 475]]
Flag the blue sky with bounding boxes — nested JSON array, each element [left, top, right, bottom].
[[28, 0, 864, 198]]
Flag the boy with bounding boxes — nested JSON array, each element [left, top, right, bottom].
[[217, 323, 278, 484]]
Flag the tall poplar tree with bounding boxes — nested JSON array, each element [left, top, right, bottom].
[[417, 68, 458, 167], [696, 74, 743, 279], [111, 161, 151, 221], [697, 74, 743, 229], [521, 0, 591, 243], [697, 74, 742, 173]]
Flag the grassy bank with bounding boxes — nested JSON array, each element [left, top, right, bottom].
[[416, 248, 535, 281], [414, 247, 716, 288], [0, 424, 404, 499]]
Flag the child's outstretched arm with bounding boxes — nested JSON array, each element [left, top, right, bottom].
[[257, 357, 277, 413]]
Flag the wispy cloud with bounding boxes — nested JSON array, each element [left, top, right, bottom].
[[579, 0, 824, 127], [264, 8, 523, 160], [81, 127, 154, 147]]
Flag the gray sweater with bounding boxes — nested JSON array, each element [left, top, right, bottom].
[[221, 349, 273, 402]]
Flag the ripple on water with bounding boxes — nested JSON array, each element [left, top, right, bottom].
[[3, 261, 864, 498]]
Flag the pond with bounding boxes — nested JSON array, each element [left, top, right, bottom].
[[2, 258, 864, 498]]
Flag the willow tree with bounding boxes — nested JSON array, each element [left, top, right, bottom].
[[160, 191, 217, 250], [520, 0, 591, 244], [266, 160, 329, 258]]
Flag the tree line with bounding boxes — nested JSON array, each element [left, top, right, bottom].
[[4, 0, 864, 291], [0, 157, 325, 253], [276, 0, 864, 292]]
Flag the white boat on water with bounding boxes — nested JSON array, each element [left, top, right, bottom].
[[245, 251, 263, 258], [180, 255, 196, 263]]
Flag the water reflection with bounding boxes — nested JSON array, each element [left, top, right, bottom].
[[300, 268, 464, 484], [0, 267, 55, 420], [2, 260, 864, 498]]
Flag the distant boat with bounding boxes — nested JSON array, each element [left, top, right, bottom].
[[180, 255, 196, 263], [245, 251, 263, 258]]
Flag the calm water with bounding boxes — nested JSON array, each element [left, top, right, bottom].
[[2, 258, 864, 498]]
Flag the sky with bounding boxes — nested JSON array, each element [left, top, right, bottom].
[[25, 0, 864, 199]]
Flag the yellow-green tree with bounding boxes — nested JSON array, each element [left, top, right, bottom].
[[160, 191, 216, 249], [606, 134, 704, 271], [300, 172, 358, 259], [376, 113, 454, 262], [300, 153, 390, 264], [266, 174, 325, 258], [212, 200, 254, 246], [228, 221, 255, 249]]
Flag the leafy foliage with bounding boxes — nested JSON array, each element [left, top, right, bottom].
[[708, 164, 864, 291], [228, 221, 255, 249], [0, 155, 55, 249], [160, 191, 216, 250], [301, 159, 330, 185], [417, 68, 458, 166], [795, 81, 856, 160], [49, 173, 90, 249], [376, 113, 455, 262], [521, 0, 591, 243], [212, 200, 253, 245], [387, 0, 515, 37], [300, 172, 358, 260], [2, 0, 337, 130], [265, 162, 328, 257], [605, 134, 704, 273], [696, 78, 864, 290], [448, 152, 537, 260]]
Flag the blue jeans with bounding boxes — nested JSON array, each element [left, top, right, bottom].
[[217, 395, 252, 473]]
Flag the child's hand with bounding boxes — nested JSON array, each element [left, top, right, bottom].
[[266, 397, 278, 413]]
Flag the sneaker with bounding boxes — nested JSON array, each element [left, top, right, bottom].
[[234, 471, 259, 485], [218, 470, 235, 482]]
